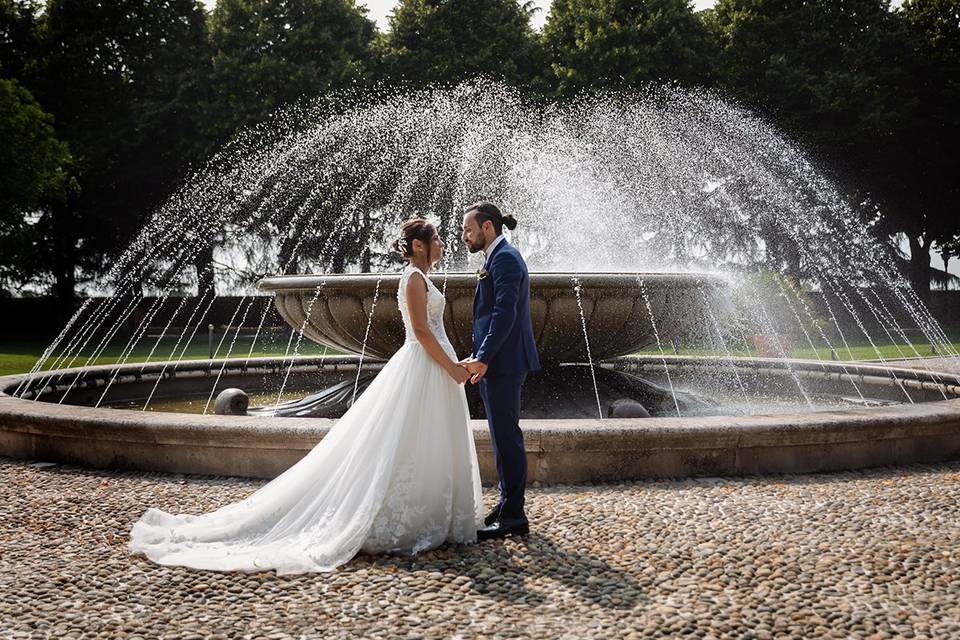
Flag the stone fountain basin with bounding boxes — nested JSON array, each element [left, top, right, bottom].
[[256, 272, 725, 362], [2, 356, 959, 483]]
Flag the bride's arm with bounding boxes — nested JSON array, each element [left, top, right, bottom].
[[406, 272, 469, 384]]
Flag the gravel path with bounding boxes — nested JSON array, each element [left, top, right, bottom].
[[2, 457, 959, 639]]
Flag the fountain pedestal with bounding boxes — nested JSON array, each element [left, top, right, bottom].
[[257, 272, 724, 363], [252, 272, 726, 418]]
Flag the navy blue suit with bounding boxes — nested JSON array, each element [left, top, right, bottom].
[[473, 238, 540, 521]]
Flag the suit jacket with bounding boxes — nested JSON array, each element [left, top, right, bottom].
[[473, 238, 541, 376]]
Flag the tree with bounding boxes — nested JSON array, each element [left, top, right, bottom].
[[27, 0, 214, 303], [0, 0, 42, 81], [383, 0, 546, 92], [207, 0, 377, 144], [543, 0, 716, 97], [878, 0, 960, 295], [708, 0, 910, 168], [196, 0, 378, 288], [0, 77, 72, 293], [707, 0, 921, 288]]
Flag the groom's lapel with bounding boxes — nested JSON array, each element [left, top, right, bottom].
[[476, 238, 508, 312]]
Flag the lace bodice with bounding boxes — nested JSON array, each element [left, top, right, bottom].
[[397, 265, 450, 346]]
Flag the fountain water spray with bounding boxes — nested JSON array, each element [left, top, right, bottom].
[[11, 80, 955, 418]]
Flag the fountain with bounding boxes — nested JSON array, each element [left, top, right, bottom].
[[1, 81, 958, 482], [252, 271, 724, 418]]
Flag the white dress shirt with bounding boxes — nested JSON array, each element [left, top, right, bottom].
[[483, 234, 506, 264]]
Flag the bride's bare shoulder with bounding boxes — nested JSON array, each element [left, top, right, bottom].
[[401, 265, 428, 291]]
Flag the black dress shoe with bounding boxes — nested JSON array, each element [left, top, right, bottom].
[[483, 504, 503, 527], [477, 518, 529, 541]]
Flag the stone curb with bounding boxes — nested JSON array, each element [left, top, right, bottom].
[[2, 356, 959, 482]]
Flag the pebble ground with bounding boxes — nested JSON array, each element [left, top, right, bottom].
[[2, 457, 959, 639]]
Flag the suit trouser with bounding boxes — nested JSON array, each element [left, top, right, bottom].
[[478, 371, 528, 520]]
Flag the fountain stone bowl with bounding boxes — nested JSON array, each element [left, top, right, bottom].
[[256, 272, 726, 362], [5, 274, 959, 484]]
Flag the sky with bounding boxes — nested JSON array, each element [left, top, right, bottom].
[[200, 1, 905, 31], [360, 0, 716, 30], [357, 0, 903, 30], [197, 1, 726, 31]]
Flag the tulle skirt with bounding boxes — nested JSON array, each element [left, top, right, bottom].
[[128, 341, 483, 575]]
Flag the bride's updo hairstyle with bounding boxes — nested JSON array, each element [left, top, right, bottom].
[[392, 217, 437, 259], [465, 201, 517, 235]]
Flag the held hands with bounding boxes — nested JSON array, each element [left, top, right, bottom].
[[458, 357, 488, 384], [445, 357, 487, 385], [447, 362, 471, 385]]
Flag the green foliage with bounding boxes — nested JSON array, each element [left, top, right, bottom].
[[0, 0, 42, 80], [207, 0, 377, 142], [198, 0, 380, 288], [0, 0, 957, 301], [383, 0, 545, 92], [21, 0, 215, 298], [706, 0, 960, 294], [543, 0, 717, 97], [708, 0, 910, 169], [886, 0, 960, 266], [0, 78, 70, 220], [0, 78, 73, 292]]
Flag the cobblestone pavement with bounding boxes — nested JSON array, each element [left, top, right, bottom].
[[2, 458, 959, 639]]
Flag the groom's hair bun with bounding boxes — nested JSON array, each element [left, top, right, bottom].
[[465, 201, 517, 235], [393, 217, 436, 258]]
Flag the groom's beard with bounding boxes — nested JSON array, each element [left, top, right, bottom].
[[466, 239, 485, 253]]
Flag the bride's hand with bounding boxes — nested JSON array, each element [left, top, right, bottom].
[[459, 357, 488, 383], [447, 363, 470, 385]]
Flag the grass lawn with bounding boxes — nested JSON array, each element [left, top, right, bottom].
[[0, 330, 337, 378], [637, 339, 960, 362], [637, 330, 960, 362]]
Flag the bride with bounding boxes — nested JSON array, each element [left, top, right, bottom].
[[128, 218, 484, 574]]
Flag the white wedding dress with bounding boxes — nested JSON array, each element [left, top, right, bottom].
[[128, 265, 484, 574]]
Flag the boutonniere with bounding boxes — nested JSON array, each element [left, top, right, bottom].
[[476, 267, 489, 281]]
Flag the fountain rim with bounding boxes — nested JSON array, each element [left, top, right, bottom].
[[256, 271, 728, 292], [4, 353, 958, 412], [3, 355, 958, 482]]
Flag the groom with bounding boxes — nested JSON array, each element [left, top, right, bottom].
[[460, 201, 541, 541]]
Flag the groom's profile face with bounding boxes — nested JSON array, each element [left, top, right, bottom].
[[461, 212, 487, 254]]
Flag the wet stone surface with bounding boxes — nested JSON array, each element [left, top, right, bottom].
[[888, 357, 960, 376], [1, 457, 959, 639]]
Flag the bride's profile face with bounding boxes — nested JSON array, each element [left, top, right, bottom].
[[429, 233, 444, 264]]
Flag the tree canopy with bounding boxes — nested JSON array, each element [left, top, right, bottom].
[[0, 77, 70, 218], [0, 0, 42, 80], [18, 0, 215, 301], [207, 0, 377, 142], [705, 0, 960, 296], [879, 0, 960, 292], [708, 0, 910, 175], [0, 0, 958, 300], [0, 77, 72, 293], [543, 0, 716, 96], [383, 0, 545, 91]]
